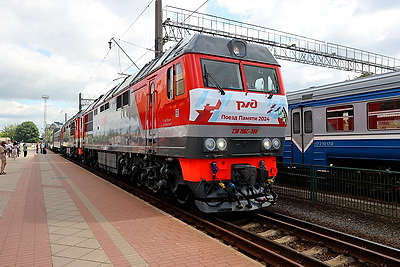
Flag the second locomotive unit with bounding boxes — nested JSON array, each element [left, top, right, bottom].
[[59, 34, 288, 213]]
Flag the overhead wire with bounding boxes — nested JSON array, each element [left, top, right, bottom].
[[57, 0, 210, 123]]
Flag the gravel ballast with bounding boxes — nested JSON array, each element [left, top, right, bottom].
[[268, 196, 400, 249]]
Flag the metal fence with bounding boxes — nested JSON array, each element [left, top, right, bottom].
[[275, 163, 400, 218]]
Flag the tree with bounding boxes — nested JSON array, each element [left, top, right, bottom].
[[1, 124, 17, 141], [44, 128, 52, 144], [356, 72, 373, 79], [15, 121, 39, 143]]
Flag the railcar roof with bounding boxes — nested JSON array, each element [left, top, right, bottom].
[[287, 70, 400, 105]]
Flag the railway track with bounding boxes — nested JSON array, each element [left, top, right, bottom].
[[69, 156, 400, 266]]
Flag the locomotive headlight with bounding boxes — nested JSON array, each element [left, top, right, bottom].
[[272, 138, 281, 149], [204, 138, 216, 151], [230, 40, 247, 58], [216, 138, 227, 151], [262, 138, 272, 150]]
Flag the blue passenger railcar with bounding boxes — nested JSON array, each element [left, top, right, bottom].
[[284, 71, 400, 170]]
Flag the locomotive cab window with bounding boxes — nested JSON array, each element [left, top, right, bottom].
[[175, 63, 184, 96], [167, 66, 174, 99], [201, 59, 243, 90], [368, 99, 400, 130], [244, 65, 280, 94], [167, 63, 185, 99], [326, 105, 354, 132]]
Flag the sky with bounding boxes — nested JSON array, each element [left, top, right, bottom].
[[1, 0, 400, 134]]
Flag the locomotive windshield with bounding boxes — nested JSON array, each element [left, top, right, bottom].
[[244, 65, 280, 94], [201, 58, 280, 94], [201, 59, 243, 90]]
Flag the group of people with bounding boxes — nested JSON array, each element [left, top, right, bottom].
[[0, 141, 29, 175]]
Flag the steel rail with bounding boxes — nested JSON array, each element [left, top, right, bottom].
[[256, 211, 400, 266]]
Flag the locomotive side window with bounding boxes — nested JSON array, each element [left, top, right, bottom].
[[244, 65, 280, 94], [117, 95, 122, 109], [175, 63, 184, 96], [122, 91, 130, 106], [116, 91, 130, 110], [368, 99, 400, 130], [167, 63, 185, 98], [293, 112, 300, 134], [326, 105, 354, 132], [201, 59, 243, 90], [69, 123, 75, 136], [304, 110, 313, 133], [167, 66, 174, 99], [100, 102, 109, 112], [85, 112, 93, 132]]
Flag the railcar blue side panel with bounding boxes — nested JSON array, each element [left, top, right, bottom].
[[313, 138, 400, 166]]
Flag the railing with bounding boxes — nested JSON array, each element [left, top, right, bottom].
[[276, 163, 400, 218], [163, 6, 400, 74]]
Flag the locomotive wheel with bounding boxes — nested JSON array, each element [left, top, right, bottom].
[[128, 173, 135, 185], [175, 185, 191, 204], [137, 170, 146, 187]]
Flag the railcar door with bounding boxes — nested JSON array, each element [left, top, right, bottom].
[[290, 107, 314, 165], [146, 80, 157, 153]]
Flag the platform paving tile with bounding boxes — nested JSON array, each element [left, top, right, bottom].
[[43, 186, 111, 266], [52, 255, 75, 266], [0, 195, 10, 217]]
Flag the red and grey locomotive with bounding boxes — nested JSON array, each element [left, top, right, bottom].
[[59, 34, 288, 213]]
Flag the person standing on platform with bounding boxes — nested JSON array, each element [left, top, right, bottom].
[[6, 142, 12, 158], [0, 141, 7, 174], [11, 142, 18, 160], [36, 142, 39, 153], [23, 143, 28, 157]]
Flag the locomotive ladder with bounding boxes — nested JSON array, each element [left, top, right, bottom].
[[162, 6, 400, 75]]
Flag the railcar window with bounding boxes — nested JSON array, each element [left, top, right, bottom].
[[368, 99, 400, 130], [293, 112, 300, 134], [201, 59, 243, 90], [175, 63, 184, 96], [304, 110, 313, 133], [326, 105, 354, 132], [244, 65, 280, 94]]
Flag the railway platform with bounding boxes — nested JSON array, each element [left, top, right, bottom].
[[0, 150, 261, 266]]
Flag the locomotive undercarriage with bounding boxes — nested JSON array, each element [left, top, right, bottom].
[[191, 164, 278, 213], [82, 148, 278, 213]]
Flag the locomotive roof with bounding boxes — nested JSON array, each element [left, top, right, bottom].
[[129, 34, 279, 86], [86, 34, 280, 111], [287, 70, 400, 106]]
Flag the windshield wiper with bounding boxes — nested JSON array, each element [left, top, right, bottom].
[[203, 65, 226, 95], [267, 90, 274, 99], [267, 73, 280, 99]]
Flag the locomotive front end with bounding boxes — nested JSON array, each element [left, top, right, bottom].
[[179, 36, 288, 212]]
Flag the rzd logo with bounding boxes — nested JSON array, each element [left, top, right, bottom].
[[236, 99, 257, 110]]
